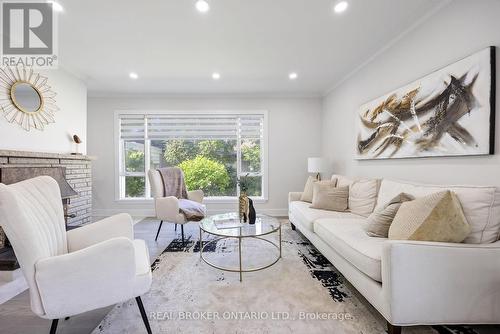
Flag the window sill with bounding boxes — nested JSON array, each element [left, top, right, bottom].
[[115, 197, 268, 204]]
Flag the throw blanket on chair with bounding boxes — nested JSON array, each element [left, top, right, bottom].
[[157, 167, 205, 221]]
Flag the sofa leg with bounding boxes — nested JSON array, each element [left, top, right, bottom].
[[290, 223, 296, 231], [387, 322, 401, 334], [154, 220, 163, 241], [49, 319, 58, 334], [136, 296, 152, 334]]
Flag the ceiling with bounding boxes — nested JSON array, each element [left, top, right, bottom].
[[57, 0, 449, 96]]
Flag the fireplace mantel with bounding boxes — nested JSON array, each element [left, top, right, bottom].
[[0, 149, 95, 161]]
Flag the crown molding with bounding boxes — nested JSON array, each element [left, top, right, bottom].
[[87, 91, 322, 100]]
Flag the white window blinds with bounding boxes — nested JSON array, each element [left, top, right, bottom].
[[119, 113, 264, 141], [120, 115, 145, 140]]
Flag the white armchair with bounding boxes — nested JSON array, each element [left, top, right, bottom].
[[0, 176, 152, 334], [147, 169, 204, 244]]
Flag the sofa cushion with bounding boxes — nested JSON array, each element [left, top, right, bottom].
[[314, 218, 385, 282], [349, 179, 380, 217], [376, 179, 500, 244], [289, 201, 362, 232]]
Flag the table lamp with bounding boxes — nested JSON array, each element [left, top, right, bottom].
[[308, 157, 325, 180]]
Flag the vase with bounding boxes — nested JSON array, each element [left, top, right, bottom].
[[239, 192, 249, 223], [248, 198, 256, 224]]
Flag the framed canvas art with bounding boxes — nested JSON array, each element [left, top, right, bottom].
[[356, 46, 496, 160]]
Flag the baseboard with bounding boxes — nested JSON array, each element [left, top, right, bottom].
[[93, 208, 288, 219]]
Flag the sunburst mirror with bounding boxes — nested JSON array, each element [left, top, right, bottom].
[[0, 66, 59, 131]]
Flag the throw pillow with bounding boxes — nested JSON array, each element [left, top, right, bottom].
[[300, 176, 316, 202], [300, 177, 337, 203], [335, 175, 355, 188], [388, 190, 471, 243], [364, 193, 414, 237], [349, 178, 380, 217], [310, 184, 349, 212]]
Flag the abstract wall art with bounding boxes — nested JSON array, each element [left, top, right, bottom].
[[356, 46, 495, 160]]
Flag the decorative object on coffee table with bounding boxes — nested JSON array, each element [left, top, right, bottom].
[[238, 174, 250, 222], [199, 212, 281, 281], [308, 157, 326, 180], [238, 194, 248, 223], [248, 198, 256, 224]]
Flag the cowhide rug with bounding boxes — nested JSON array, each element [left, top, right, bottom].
[[92, 220, 496, 334]]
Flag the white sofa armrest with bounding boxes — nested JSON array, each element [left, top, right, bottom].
[[155, 196, 180, 221], [35, 237, 136, 318], [382, 239, 500, 325], [187, 189, 204, 203], [288, 192, 303, 203], [67, 213, 134, 252]]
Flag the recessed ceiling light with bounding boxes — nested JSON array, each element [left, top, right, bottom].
[[196, 0, 210, 13], [288, 72, 298, 80], [212, 72, 221, 80], [129, 72, 139, 79], [334, 1, 348, 13], [47, 1, 64, 12]]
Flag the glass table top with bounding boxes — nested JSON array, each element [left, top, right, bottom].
[[200, 212, 280, 237]]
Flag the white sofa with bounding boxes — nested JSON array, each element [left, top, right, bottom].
[[289, 175, 500, 334]]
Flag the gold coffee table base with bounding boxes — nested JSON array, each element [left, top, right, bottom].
[[199, 225, 282, 282]]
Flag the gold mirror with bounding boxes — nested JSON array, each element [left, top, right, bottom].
[[11, 82, 43, 113], [0, 66, 59, 131]]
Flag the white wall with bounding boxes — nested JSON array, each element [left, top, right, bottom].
[[322, 0, 500, 187], [0, 69, 87, 154], [88, 96, 322, 217]]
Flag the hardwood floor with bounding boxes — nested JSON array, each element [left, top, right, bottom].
[[0, 217, 187, 334]]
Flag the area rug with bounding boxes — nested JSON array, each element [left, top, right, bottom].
[[92, 220, 492, 334]]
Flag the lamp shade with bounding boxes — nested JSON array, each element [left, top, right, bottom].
[[308, 157, 325, 173]]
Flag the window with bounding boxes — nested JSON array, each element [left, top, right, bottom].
[[116, 111, 267, 201]]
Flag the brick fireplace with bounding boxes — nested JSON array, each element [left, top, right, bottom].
[[0, 150, 93, 271]]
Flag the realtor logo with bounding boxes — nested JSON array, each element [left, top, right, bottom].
[[1, 1, 58, 68]]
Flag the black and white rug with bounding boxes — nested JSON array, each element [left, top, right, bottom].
[[92, 220, 496, 334]]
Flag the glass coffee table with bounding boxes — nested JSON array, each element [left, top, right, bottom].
[[199, 212, 282, 282]]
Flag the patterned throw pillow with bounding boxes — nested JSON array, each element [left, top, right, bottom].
[[389, 190, 471, 243]]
